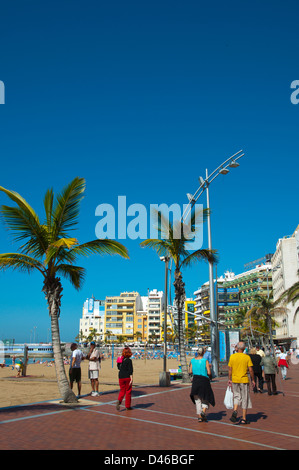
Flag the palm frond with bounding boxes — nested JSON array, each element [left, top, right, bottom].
[[56, 264, 86, 290], [44, 188, 54, 235], [0, 187, 48, 256], [140, 238, 175, 261], [0, 253, 45, 275], [0, 186, 39, 220], [51, 177, 86, 240], [44, 238, 79, 266], [70, 239, 129, 259], [181, 248, 218, 268], [277, 281, 299, 305]]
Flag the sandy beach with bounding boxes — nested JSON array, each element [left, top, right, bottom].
[[0, 357, 182, 408]]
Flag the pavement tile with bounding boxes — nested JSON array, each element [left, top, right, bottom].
[[0, 364, 298, 450]]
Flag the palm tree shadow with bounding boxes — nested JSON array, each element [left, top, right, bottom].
[[132, 402, 155, 409], [207, 411, 227, 421], [246, 411, 267, 423], [0, 403, 74, 416], [132, 390, 148, 397]]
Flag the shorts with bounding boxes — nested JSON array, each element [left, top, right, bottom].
[[69, 367, 81, 383], [89, 370, 99, 380], [232, 382, 252, 409]]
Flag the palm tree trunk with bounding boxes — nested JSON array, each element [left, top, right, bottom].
[[43, 277, 78, 403], [267, 313, 276, 358], [174, 269, 191, 383]]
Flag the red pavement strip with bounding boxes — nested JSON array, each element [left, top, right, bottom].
[[0, 365, 299, 451]]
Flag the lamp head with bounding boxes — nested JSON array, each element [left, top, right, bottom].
[[219, 167, 229, 175], [229, 160, 240, 168]]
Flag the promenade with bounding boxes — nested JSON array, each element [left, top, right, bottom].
[[0, 364, 298, 452]]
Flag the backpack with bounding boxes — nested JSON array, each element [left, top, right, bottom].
[[116, 356, 123, 370]]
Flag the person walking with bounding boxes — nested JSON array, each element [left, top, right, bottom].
[[228, 341, 255, 425], [87, 341, 101, 397], [249, 348, 263, 393], [116, 347, 134, 411], [203, 346, 212, 377], [69, 343, 84, 397], [277, 347, 289, 380], [260, 350, 278, 395], [189, 347, 215, 422]]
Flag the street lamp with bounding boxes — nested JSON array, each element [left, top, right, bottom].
[[182, 150, 245, 377], [159, 255, 170, 387]]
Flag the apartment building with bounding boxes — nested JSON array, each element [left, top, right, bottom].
[[184, 299, 196, 329], [146, 289, 164, 342], [135, 298, 148, 342], [272, 225, 299, 346], [79, 289, 173, 344], [79, 297, 105, 342], [193, 275, 228, 329], [105, 292, 142, 342], [193, 259, 274, 332], [222, 264, 272, 328]]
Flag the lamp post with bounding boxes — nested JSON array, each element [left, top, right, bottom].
[[160, 255, 170, 387], [182, 150, 245, 377], [205, 167, 218, 376]]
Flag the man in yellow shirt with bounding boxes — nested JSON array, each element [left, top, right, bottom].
[[228, 342, 255, 425]]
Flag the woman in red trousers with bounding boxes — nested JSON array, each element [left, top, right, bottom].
[[116, 347, 134, 410]]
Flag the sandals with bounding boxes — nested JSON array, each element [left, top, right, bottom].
[[198, 412, 208, 422], [230, 411, 249, 425], [240, 418, 249, 425]]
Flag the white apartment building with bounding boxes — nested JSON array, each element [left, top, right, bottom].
[[79, 297, 105, 342], [146, 289, 164, 341], [272, 225, 299, 346]]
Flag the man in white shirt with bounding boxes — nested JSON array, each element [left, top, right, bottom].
[[87, 342, 101, 397], [69, 343, 84, 397]]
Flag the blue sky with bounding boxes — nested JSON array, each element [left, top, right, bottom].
[[0, 0, 298, 343]]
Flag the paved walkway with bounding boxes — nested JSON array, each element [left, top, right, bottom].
[[0, 363, 299, 451]]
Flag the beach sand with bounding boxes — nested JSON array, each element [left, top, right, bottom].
[[0, 358, 181, 408]]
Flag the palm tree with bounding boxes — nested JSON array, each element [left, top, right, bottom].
[[166, 325, 177, 347], [0, 177, 129, 403], [86, 329, 100, 343], [284, 281, 299, 305], [140, 213, 217, 382], [75, 329, 85, 344], [245, 294, 284, 354], [133, 331, 142, 343], [104, 330, 113, 344], [185, 324, 198, 346], [116, 335, 127, 345], [234, 307, 247, 329], [277, 276, 299, 328]]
